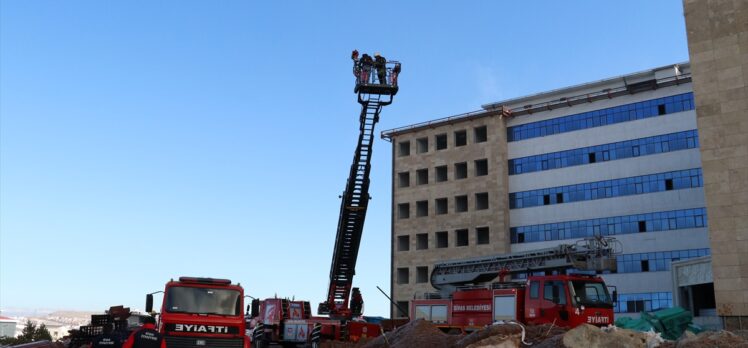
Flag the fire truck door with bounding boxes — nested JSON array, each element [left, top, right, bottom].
[[541, 281, 571, 326]]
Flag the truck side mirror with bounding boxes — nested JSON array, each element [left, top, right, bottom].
[[146, 294, 154, 313], [612, 290, 618, 304], [251, 299, 260, 318]]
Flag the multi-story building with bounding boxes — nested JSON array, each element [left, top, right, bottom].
[[684, 0, 748, 330], [382, 62, 711, 319]]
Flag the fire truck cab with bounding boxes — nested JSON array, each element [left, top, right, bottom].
[[146, 276, 250, 348]]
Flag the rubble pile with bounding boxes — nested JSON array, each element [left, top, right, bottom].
[[455, 323, 567, 348], [673, 330, 748, 348], [324, 320, 748, 348], [362, 319, 460, 348]]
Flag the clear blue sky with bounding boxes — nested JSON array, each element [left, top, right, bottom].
[[1, 1, 689, 317]]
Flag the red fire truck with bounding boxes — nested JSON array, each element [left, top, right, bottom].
[[412, 237, 621, 332], [146, 276, 250, 348], [247, 55, 401, 347]]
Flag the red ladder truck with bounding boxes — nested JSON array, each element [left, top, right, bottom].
[[411, 237, 622, 332], [145, 276, 251, 348], [247, 54, 401, 348]]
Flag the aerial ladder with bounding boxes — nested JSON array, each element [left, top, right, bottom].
[[430, 237, 622, 297], [317, 52, 401, 320]]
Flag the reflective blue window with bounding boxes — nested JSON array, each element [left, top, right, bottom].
[[615, 292, 672, 313], [509, 169, 703, 209], [616, 248, 710, 273], [507, 93, 695, 142], [508, 130, 699, 175], [510, 208, 708, 244]]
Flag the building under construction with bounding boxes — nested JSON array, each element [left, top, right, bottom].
[[382, 62, 712, 322]]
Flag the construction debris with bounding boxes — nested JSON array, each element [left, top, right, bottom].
[[674, 330, 748, 348], [322, 319, 748, 348], [361, 319, 460, 348]]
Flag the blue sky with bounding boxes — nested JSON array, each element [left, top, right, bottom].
[[1, 1, 689, 317]]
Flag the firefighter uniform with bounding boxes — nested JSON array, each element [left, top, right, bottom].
[[122, 323, 166, 348]]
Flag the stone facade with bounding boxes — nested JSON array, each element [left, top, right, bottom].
[[386, 115, 510, 316], [684, 0, 748, 326]]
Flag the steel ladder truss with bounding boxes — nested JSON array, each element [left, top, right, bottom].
[[430, 237, 622, 296], [319, 91, 394, 318]]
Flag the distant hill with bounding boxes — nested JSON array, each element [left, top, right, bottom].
[[48, 310, 98, 319]]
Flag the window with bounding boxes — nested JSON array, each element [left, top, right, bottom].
[[398, 172, 410, 188], [556, 193, 564, 204], [475, 159, 488, 176], [397, 235, 409, 251], [615, 248, 710, 274], [455, 130, 467, 147], [413, 233, 427, 250], [416, 137, 428, 153], [398, 203, 410, 219], [476, 227, 489, 245], [665, 179, 674, 190], [627, 300, 646, 313], [507, 130, 700, 175], [416, 200, 428, 217], [416, 169, 428, 185], [398, 141, 410, 156], [507, 93, 695, 142], [397, 268, 409, 284], [396, 301, 409, 317], [435, 198, 448, 215], [476, 192, 489, 210], [529, 281, 540, 299], [638, 221, 647, 233], [455, 162, 468, 179], [435, 165, 448, 182], [455, 195, 468, 212], [436, 231, 448, 248], [509, 168, 703, 209], [436, 134, 447, 150], [474, 126, 487, 143], [543, 281, 566, 304], [416, 266, 428, 283], [456, 229, 469, 246]]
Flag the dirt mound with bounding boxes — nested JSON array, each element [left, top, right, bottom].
[[455, 324, 524, 347], [675, 330, 748, 348], [362, 319, 459, 348]]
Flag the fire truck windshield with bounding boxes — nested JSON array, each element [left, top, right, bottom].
[[165, 286, 241, 316], [568, 281, 613, 308]]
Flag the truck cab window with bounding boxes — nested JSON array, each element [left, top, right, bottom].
[[543, 281, 566, 304], [529, 281, 540, 299]]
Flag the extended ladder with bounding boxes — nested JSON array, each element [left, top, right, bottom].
[[319, 60, 398, 319], [431, 237, 621, 296]]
